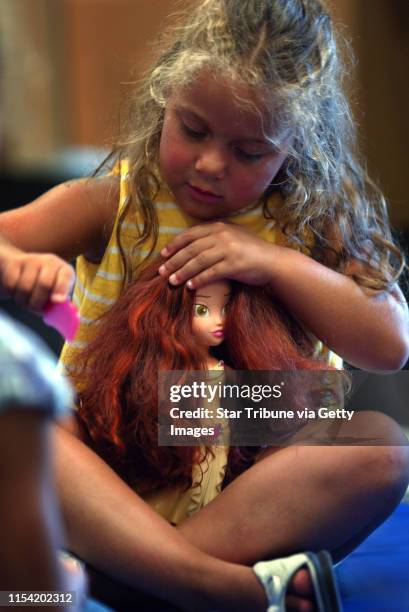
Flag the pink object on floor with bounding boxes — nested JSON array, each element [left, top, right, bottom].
[[43, 301, 80, 341]]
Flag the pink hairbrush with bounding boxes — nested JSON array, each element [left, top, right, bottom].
[[43, 300, 80, 341]]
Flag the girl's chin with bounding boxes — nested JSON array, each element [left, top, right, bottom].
[[176, 188, 230, 220]]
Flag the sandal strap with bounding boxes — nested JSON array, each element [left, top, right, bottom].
[[253, 552, 329, 612]]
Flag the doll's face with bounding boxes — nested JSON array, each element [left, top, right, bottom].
[[192, 280, 231, 348]]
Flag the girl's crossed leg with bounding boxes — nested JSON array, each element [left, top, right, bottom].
[[54, 426, 265, 612], [176, 410, 409, 608], [54, 411, 409, 611]]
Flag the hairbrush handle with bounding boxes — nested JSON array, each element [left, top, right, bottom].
[[43, 301, 80, 341]]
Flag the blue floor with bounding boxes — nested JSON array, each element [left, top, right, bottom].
[[336, 502, 409, 611], [84, 600, 112, 612]]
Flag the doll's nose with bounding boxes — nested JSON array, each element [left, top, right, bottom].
[[214, 312, 224, 327]]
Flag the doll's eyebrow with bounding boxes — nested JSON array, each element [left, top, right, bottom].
[[195, 293, 231, 299]]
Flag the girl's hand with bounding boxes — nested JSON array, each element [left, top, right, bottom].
[[159, 222, 275, 289], [0, 250, 75, 311]]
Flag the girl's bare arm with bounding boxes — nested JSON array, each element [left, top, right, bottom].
[[0, 176, 119, 261], [0, 176, 119, 309], [265, 244, 409, 371]]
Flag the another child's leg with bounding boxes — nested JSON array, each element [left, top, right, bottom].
[[53, 426, 267, 612], [177, 411, 409, 564], [0, 410, 78, 608]]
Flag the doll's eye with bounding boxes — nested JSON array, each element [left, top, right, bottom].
[[221, 304, 228, 316], [194, 304, 210, 317]]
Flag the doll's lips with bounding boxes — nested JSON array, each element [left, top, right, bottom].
[[186, 183, 223, 204], [212, 330, 224, 338]]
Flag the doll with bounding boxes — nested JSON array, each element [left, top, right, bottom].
[[71, 255, 329, 496]]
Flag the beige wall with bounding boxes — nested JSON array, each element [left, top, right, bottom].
[[0, 0, 60, 165], [330, 0, 409, 227], [59, 0, 180, 146], [0, 0, 179, 164], [356, 1, 409, 228]]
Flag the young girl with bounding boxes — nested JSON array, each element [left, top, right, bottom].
[[0, 0, 409, 609]]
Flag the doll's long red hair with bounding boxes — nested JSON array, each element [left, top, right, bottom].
[[72, 257, 329, 492]]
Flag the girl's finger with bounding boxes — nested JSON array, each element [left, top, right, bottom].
[[1, 260, 22, 296], [159, 236, 216, 277], [14, 265, 40, 308], [27, 266, 61, 312], [51, 265, 76, 303], [161, 222, 223, 257], [168, 249, 224, 286], [186, 261, 228, 290]]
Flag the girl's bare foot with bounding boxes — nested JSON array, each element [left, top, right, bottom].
[[259, 567, 317, 612], [197, 563, 317, 612], [287, 568, 316, 611]]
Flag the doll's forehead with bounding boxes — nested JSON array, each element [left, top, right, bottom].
[[195, 280, 231, 302]]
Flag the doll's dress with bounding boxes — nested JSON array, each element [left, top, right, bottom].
[[141, 360, 230, 525], [59, 159, 342, 524]]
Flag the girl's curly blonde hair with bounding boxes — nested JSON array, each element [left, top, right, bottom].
[[100, 0, 404, 291]]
